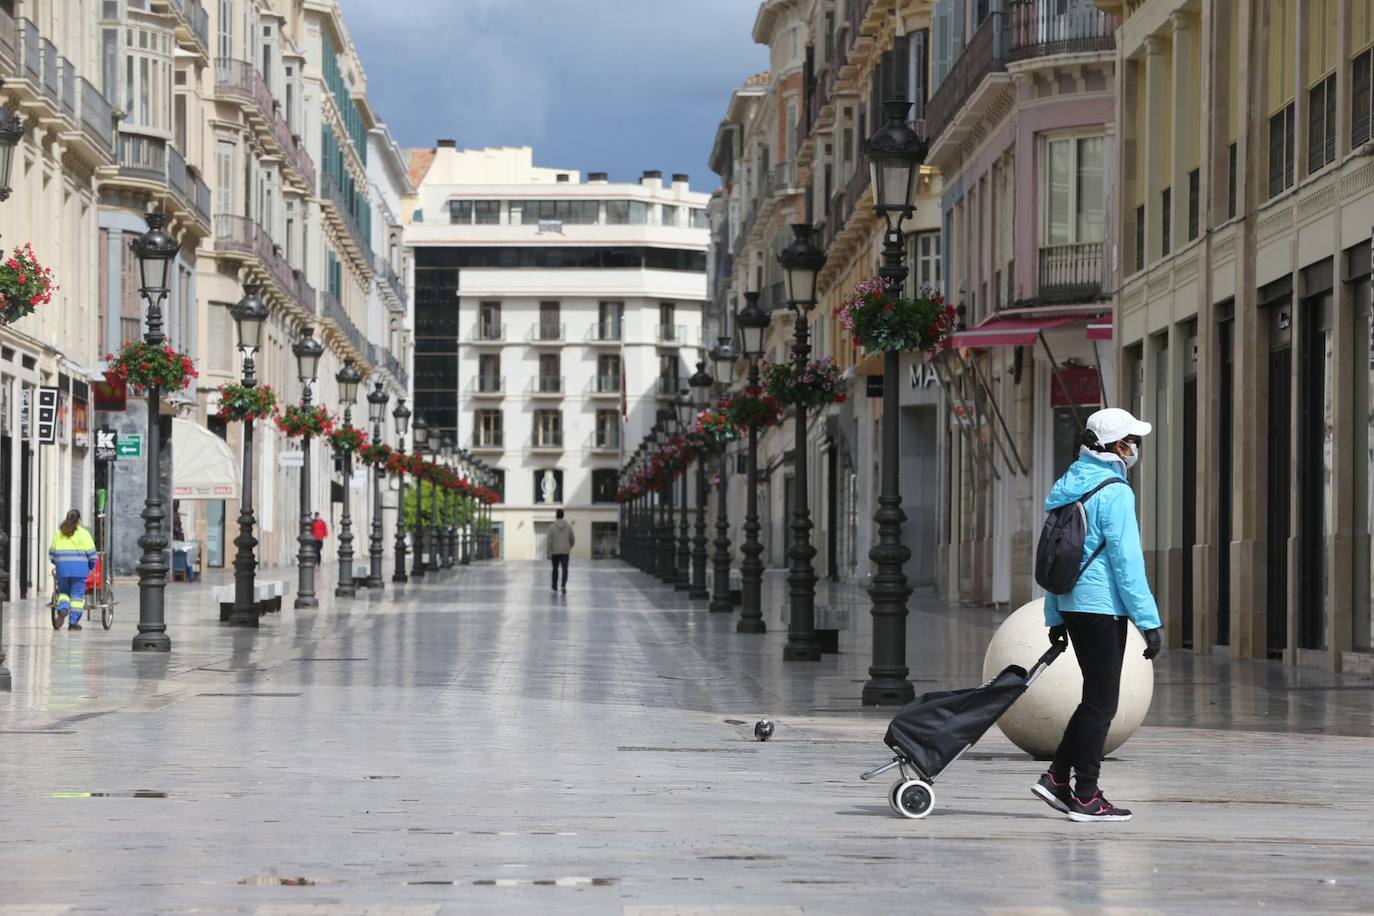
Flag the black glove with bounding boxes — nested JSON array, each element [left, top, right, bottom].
[[1048, 624, 1068, 646], [1142, 628, 1162, 660]]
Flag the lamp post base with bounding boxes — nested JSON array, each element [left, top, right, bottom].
[[861, 677, 916, 706], [689, 586, 709, 600], [132, 632, 172, 653], [782, 642, 821, 662], [736, 617, 766, 634], [0, 666, 11, 691]]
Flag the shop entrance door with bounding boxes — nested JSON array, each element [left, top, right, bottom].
[[1266, 340, 1292, 659], [1181, 332, 1198, 649], [1298, 293, 1333, 650]]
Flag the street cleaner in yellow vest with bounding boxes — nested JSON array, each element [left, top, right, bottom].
[[49, 509, 97, 631]]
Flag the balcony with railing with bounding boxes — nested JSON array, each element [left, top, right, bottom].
[[117, 133, 210, 230], [468, 375, 505, 396], [529, 428, 565, 451], [160, 0, 211, 55], [656, 324, 687, 346], [655, 376, 684, 398], [57, 57, 74, 116], [469, 322, 507, 343], [0, 16, 115, 167], [470, 429, 505, 451], [528, 322, 565, 343], [1008, 0, 1116, 63], [321, 172, 374, 266], [590, 428, 622, 452], [322, 290, 371, 364], [78, 78, 115, 156], [214, 214, 316, 316], [214, 59, 315, 188], [587, 320, 623, 344], [382, 349, 409, 390], [376, 255, 406, 310], [528, 376, 565, 397], [1035, 242, 1105, 304], [925, 13, 1008, 146], [589, 375, 622, 397]]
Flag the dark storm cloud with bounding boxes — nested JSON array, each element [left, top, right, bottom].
[[345, 0, 767, 185]]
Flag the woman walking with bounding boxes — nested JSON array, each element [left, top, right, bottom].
[[1033, 408, 1163, 822], [49, 509, 98, 631]]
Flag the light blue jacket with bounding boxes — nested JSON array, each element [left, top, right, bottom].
[[1042, 451, 1162, 631]]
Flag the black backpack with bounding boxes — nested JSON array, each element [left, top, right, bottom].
[[1034, 479, 1124, 595]]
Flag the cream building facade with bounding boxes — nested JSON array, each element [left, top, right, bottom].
[[1099, 0, 1374, 672]]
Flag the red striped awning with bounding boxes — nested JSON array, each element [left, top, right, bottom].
[[1087, 321, 1113, 341], [951, 315, 1083, 349]]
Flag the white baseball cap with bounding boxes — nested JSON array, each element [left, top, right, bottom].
[[1085, 407, 1152, 445]]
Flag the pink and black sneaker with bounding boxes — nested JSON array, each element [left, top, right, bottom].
[[1067, 790, 1133, 822], [1031, 771, 1072, 813]]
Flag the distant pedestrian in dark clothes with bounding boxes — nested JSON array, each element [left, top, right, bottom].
[[547, 510, 574, 592]]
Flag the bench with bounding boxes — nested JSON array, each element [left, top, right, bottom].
[[214, 579, 286, 621], [779, 601, 851, 654]]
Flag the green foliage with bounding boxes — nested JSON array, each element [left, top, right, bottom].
[[401, 481, 479, 529]]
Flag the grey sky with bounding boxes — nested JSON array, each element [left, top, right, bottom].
[[345, 0, 768, 189]]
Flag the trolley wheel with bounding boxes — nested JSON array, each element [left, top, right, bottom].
[[887, 780, 905, 815], [100, 596, 114, 630], [50, 592, 66, 630], [893, 779, 935, 819]]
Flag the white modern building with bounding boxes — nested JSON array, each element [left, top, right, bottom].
[[404, 144, 709, 560]]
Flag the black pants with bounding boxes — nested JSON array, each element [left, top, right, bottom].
[[550, 554, 569, 589], [1051, 612, 1128, 794]]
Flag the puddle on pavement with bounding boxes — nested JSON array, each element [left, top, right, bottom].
[[50, 790, 169, 798], [617, 746, 758, 753], [699, 854, 783, 861], [409, 877, 616, 887], [364, 775, 401, 780], [239, 876, 317, 886]]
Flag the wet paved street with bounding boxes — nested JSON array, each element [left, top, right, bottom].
[[1, 559, 1372, 915]]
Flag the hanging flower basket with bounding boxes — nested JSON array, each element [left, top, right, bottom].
[[385, 451, 411, 476], [358, 441, 393, 468], [327, 424, 368, 453], [761, 357, 847, 410], [216, 382, 278, 423], [276, 403, 335, 439], [692, 408, 738, 457], [0, 243, 58, 325], [719, 387, 783, 430], [835, 276, 957, 353], [106, 341, 198, 394]]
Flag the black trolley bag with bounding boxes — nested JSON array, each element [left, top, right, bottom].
[[860, 639, 1068, 818]]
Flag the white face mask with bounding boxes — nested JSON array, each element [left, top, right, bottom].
[[1121, 442, 1139, 470]]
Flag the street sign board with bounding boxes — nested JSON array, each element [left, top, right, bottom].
[[116, 433, 143, 460], [36, 386, 58, 444], [279, 450, 304, 468], [94, 428, 118, 462]]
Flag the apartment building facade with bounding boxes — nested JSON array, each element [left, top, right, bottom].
[[926, 0, 1117, 610], [405, 144, 709, 561], [1098, 0, 1374, 672], [708, 0, 943, 588], [0, 0, 410, 593]]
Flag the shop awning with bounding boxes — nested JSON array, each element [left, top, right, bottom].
[[171, 418, 239, 501], [951, 315, 1084, 349], [1087, 321, 1113, 341]]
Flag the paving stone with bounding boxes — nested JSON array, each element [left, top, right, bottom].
[[0, 561, 1371, 914]]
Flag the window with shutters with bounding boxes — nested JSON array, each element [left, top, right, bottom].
[[1134, 205, 1145, 273], [208, 303, 234, 374], [1352, 46, 1372, 148], [1268, 102, 1296, 199], [1307, 73, 1337, 174], [1160, 187, 1171, 256]]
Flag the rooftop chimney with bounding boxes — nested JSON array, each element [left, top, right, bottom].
[[672, 173, 690, 185], [436, 138, 457, 148], [556, 173, 570, 183], [588, 171, 609, 183], [640, 169, 662, 190]]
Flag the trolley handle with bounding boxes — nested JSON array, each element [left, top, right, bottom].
[[1026, 639, 1068, 687], [860, 758, 902, 781]]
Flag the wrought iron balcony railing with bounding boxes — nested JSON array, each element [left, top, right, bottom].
[[1036, 242, 1105, 304]]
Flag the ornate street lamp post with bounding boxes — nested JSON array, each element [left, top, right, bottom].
[[778, 225, 826, 661], [440, 434, 456, 568], [227, 284, 268, 627], [391, 397, 411, 582], [0, 93, 24, 686], [653, 413, 675, 583], [334, 357, 362, 598], [131, 212, 179, 652], [366, 381, 389, 589], [688, 363, 713, 600], [735, 292, 770, 634], [862, 101, 927, 706], [458, 449, 472, 565], [291, 326, 324, 610], [411, 415, 430, 578], [708, 339, 739, 614], [673, 391, 692, 591]]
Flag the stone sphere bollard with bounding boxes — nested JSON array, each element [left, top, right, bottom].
[[981, 598, 1154, 757]]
